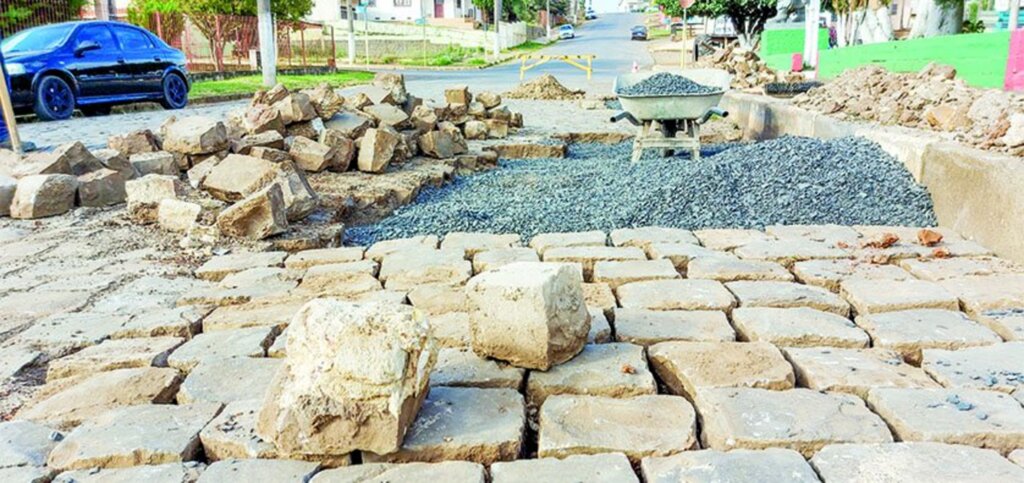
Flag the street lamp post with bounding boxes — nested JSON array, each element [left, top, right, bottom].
[[257, 0, 276, 87], [493, 0, 502, 56], [347, 0, 356, 64], [546, 0, 551, 39]]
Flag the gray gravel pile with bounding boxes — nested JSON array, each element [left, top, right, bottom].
[[617, 72, 720, 96], [345, 136, 936, 245]]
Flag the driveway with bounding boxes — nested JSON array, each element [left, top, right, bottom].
[[14, 12, 651, 150]]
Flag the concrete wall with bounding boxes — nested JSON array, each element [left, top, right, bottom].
[[722, 92, 1024, 263], [329, 19, 535, 49]]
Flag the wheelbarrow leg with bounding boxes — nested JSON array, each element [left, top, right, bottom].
[[631, 122, 647, 163], [689, 120, 701, 161]]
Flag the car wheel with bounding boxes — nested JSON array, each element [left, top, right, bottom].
[[80, 105, 112, 117], [160, 73, 189, 110], [33, 75, 75, 121]]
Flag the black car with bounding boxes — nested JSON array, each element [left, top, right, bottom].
[[631, 25, 648, 41], [2, 21, 190, 120]]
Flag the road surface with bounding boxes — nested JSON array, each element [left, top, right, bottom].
[[15, 12, 651, 150]]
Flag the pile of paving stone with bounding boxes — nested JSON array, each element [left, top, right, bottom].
[[346, 137, 936, 245], [617, 72, 721, 97], [504, 74, 586, 101], [793, 63, 1024, 156], [8, 222, 1024, 481], [0, 74, 524, 243], [696, 44, 804, 90]]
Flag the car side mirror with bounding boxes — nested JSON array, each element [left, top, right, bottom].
[[74, 40, 100, 57]]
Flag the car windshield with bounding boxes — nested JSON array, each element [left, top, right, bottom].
[[2, 24, 74, 55], [560, 25, 572, 30]]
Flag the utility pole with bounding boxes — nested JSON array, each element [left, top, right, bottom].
[[493, 0, 502, 56], [257, 0, 276, 87], [545, 0, 550, 39], [347, 0, 356, 64], [1013, 0, 1021, 30]]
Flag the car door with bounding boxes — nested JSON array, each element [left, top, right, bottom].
[[110, 24, 163, 94], [66, 23, 121, 98]]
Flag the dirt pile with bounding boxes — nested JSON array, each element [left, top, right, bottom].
[[504, 74, 585, 100], [697, 44, 803, 89], [793, 64, 1024, 156]]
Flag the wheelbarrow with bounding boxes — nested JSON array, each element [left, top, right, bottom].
[[611, 68, 732, 163]]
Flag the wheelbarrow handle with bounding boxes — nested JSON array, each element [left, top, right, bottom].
[[610, 111, 641, 126], [697, 108, 729, 125]]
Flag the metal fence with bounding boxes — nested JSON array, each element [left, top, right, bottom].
[[0, 0, 83, 36]]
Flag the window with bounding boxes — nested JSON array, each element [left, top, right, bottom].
[[2, 24, 74, 55], [111, 25, 154, 50], [394, 0, 411, 6], [75, 24, 117, 51]]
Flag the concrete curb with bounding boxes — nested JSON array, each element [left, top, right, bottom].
[[722, 91, 1024, 263]]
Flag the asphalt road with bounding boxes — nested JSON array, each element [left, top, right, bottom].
[[394, 12, 654, 100], [16, 13, 651, 150]]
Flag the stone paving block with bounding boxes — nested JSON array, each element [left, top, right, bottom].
[[613, 308, 735, 345], [296, 269, 383, 298], [0, 344, 41, 380], [51, 463, 204, 483], [407, 284, 468, 315], [303, 259, 380, 279], [441, 232, 521, 257], [218, 267, 301, 289], [430, 312, 472, 348], [529, 230, 606, 256], [284, 247, 364, 270], [648, 341, 794, 399], [866, 388, 1024, 453], [732, 307, 870, 348], [973, 308, 1024, 341], [940, 275, 1024, 315], [47, 402, 222, 471], [311, 461, 485, 483], [110, 306, 211, 339], [429, 347, 525, 389], [0, 290, 88, 323], [543, 246, 647, 281], [582, 282, 616, 320], [695, 387, 893, 457], [792, 259, 914, 292], [1, 465, 55, 482], [18, 367, 181, 430], [854, 225, 993, 259], [194, 252, 287, 282], [766, 224, 861, 246], [784, 347, 940, 398], [900, 256, 1024, 282], [471, 247, 539, 273], [811, 442, 1024, 483], [177, 357, 281, 404], [538, 394, 697, 464], [687, 256, 793, 282], [1011, 448, 1024, 467], [526, 343, 657, 406], [200, 399, 276, 460], [856, 309, 1001, 364], [610, 227, 698, 249], [202, 301, 304, 332], [177, 279, 297, 307], [734, 239, 850, 267], [591, 259, 679, 290], [0, 420, 62, 468], [588, 307, 612, 343], [922, 342, 1024, 393], [616, 279, 735, 312], [644, 243, 722, 272], [379, 248, 472, 290], [365, 235, 439, 262], [166, 326, 275, 372], [492, 452, 638, 483], [726, 281, 850, 316], [46, 336, 184, 381], [466, 262, 589, 370], [14, 312, 132, 356], [91, 276, 211, 315], [197, 458, 320, 482], [642, 448, 819, 483], [363, 387, 525, 465], [840, 279, 959, 315], [693, 228, 774, 251]]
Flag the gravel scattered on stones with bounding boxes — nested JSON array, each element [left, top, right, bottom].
[[345, 136, 936, 245], [617, 73, 721, 97]]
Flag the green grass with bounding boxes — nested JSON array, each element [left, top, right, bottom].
[[648, 27, 671, 40], [191, 70, 375, 99], [508, 40, 551, 52], [762, 31, 1010, 88]]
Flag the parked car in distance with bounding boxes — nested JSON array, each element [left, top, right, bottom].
[[585, 8, 597, 19], [2, 20, 190, 121], [558, 24, 576, 39], [631, 25, 648, 41]]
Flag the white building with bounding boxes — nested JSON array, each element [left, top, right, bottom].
[[309, 0, 477, 23]]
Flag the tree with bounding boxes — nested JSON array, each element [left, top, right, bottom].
[[908, 0, 963, 38], [824, 0, 893, 46], [655, 0, 777, 49], [0, 0, 88, 35]]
